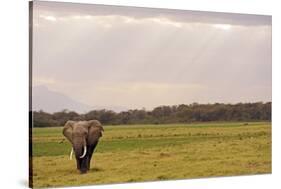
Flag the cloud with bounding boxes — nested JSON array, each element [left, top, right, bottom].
[[33, 77, 57, 86], [33, 1, 271, 26], [74, 82, 207, 109], [93, 82, 204, 98], [32, 1, 271, 110], [39, 15, 57, 22], [35, 14, 185, 29], [213, 24, 232, 30]]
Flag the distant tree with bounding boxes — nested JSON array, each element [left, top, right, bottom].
[[52, 110, 80, 125], [33, 110, 58, 127], [33, 102, 272, 127]]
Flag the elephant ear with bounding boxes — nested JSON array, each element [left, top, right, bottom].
[[63, 120, 75, 144], [87, 120, 104, 144]]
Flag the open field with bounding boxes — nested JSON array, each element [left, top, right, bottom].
[[31, 122, 271, 188]]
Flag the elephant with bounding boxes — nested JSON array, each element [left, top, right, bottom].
[[62, 120, 104, 174]]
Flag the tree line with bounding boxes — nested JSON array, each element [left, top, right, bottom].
[[32, 102, 271, 127]]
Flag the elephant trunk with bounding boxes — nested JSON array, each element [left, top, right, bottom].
[[73, 137, 87, 159]]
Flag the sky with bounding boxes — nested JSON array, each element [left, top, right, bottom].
[[32, 1, 272, 112]]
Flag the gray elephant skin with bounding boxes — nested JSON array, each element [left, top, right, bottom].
[[63, 120, 104, 174]]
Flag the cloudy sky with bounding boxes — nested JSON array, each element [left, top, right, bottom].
[[32, 1, 271, 111]]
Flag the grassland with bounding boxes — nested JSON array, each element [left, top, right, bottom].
[[31, 122, 271, 188]]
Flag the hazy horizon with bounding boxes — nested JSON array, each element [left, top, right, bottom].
[[32, 1, 272, 112]]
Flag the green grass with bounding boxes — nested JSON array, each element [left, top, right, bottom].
[[31, 122, 271, 188]]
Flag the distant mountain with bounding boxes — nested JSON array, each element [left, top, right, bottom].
[[32, 85, 92, 113], [32, 85, 128, 113]]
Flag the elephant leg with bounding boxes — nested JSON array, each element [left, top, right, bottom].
[[76, 152, 87, 173], [87, 142, 98, 170], [83, 147, 91, 171], [76, 158, 81, 170], [80, 145, 95, 173], [86, 146, 94, 170], [80, 157, 88, 174]]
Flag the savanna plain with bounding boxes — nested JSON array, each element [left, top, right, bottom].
[[32, 122, 271, 188]]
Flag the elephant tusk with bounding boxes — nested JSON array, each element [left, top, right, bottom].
[[79, 145, 87, 158], [69, 148, 73, 160]]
